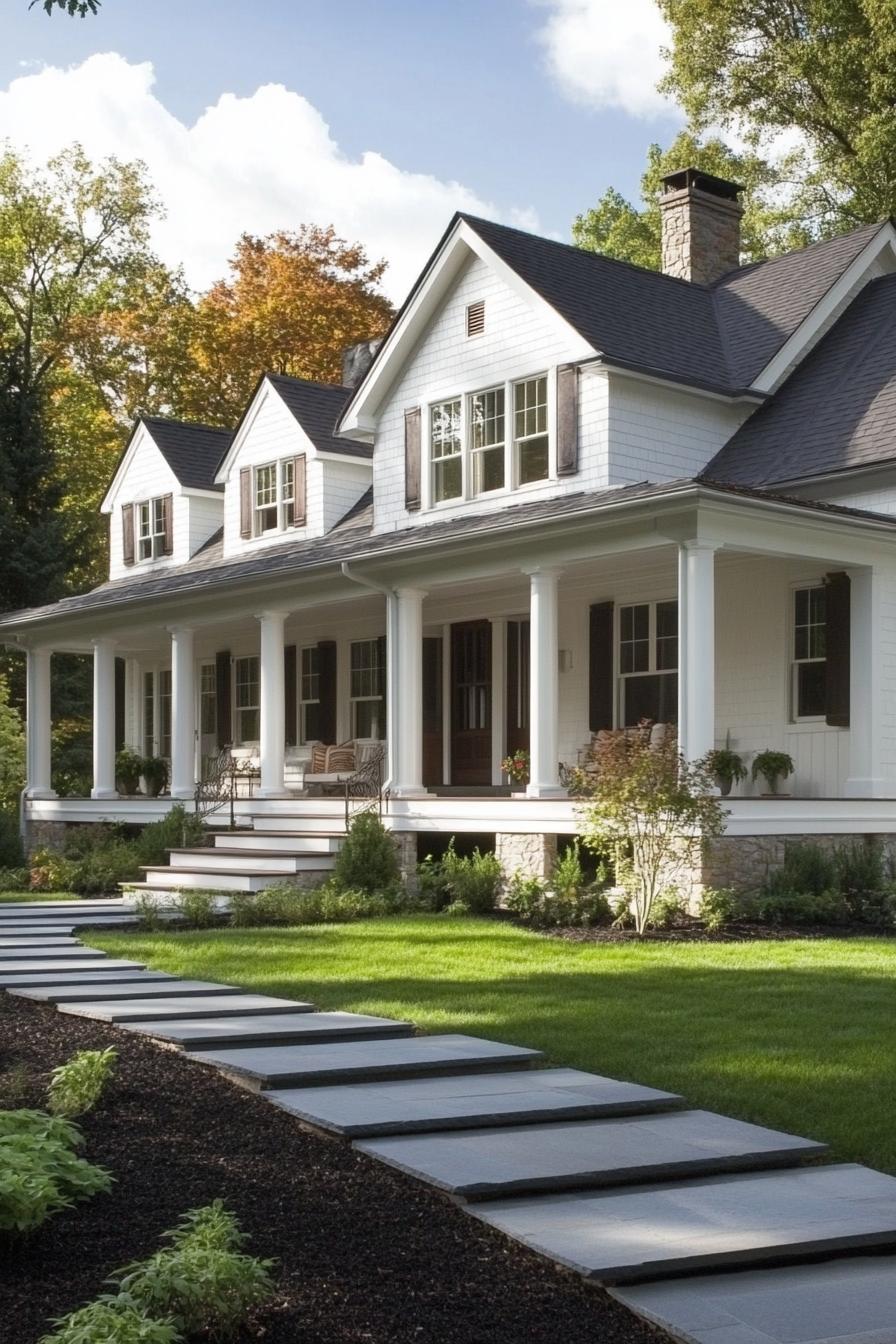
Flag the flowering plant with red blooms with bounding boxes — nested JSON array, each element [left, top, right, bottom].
[[501, 750, 530, 784]]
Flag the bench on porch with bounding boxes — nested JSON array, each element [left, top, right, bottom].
[[560, 722, 671, 794], [301, 739, 385, 795]]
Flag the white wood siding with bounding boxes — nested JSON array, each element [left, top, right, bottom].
[[606, 378, 750, 486], [187, 494, 225, 556], [106, 429, 181, 581]]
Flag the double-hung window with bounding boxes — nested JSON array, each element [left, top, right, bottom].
[[350, 638, 386, 738], [470, 387, 505, 495], [234, 655, 260, 743], [300, 645, 320, 743], [431, 400, 462, 503], [254, 464, 279, 534], [618, 600, 678, 726], [792, 586, 826, 719], [138, 497, 167, 560], [513, 375, 549, 485]]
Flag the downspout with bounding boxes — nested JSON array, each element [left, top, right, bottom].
[[340, 562, 397, 790]]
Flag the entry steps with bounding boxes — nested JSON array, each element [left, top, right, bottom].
[[131, 821, 345, 896]]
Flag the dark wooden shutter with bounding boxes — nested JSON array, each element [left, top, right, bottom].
[[215, 650, 232, 748], [589, 601, 615, 732], [114, 657, 126, 752], [825, 571, 851, 728], [122, 504, 135, 566], [239, 468, 252, 538], [317, 640, 337, 744], [284, 644, 298, 747], [556, 364, 579, 476], [404, 407, 421, 511], [161, 493, 174, 555], [294, 454, 306, 527]]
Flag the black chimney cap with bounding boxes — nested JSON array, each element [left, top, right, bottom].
[[661, 167, 743, 200]]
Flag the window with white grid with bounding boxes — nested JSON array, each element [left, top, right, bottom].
[[469, 386, 505, 495], [431, 399, 462, 503], [513, 375, 549, 485]]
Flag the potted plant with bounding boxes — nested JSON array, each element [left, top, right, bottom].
[[751, 750, 795, 797], [501, 749, 530, 787], [141, 755, 169, 798], [706, 736, 747, 797], [115, 747, 144, 796]]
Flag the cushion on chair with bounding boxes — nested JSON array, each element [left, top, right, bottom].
[[310, 743, 329, 773], [326, 743, 355, 772]]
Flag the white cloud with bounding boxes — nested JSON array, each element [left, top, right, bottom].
[[0, 53, 537, 302], [535, 0, 677, 119]]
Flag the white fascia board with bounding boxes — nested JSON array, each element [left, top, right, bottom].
[[752, 222, 896, 394], [183, 486, 226, 499], [592, 359, 764, 406], [338, 219, 597, 437], [100, 423, 178, 514], [214, 378, 313, 483]]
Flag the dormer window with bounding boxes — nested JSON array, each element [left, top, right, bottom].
[[243, 456, 305, 538], [138, 497, 168, 560]]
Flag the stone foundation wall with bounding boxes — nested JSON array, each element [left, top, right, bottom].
[[696, 832, 896, 907], [495, 832, 558, 888], [24, 819, 69, 857], [392, 831, 419, 893]]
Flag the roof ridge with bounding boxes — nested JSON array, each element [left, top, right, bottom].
[[142, 413, 233, 436], [264, 371, 350, 393], [710, 219, 886, 289]]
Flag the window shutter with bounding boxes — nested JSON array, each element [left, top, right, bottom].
[[114, 657, 126, 752], [294, 454, 306, 527], [589, 601, 615, 732], [161, 493, 174, 555], [825, 571, 850, 728], [122, 504, 135, 566], [215, 650, 232, 748], [284, 644, 298, 747], [556, 364, 579, 476], [239, 468, 252, 539], [404, 407, 421, 511], [317, 640, 337, 744]]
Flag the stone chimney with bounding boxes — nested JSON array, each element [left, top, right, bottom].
[[660, 168, 744, 284], [342, 339, 383, 389]]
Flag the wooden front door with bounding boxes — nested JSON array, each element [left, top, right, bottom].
[[422, 636, 443, 787], [506, 619, 530, 758], [451, 621, 492, 785]]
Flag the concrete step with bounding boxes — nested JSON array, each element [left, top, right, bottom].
[[355, 1110, 827, 1202], [0, 902, 137, 917], [614, 1254, 896, 1344], [124, 1010, 415, 1051], [140, 867, 332, 892], [165, 848, 338, 874], [0, 958, 145, 981], [0, 915, 139, 929], [0, 968, 176, 989], [0, 943, 105, 959], [251, 813, 347, 835], [468, 1164, 896, 1285], [191, 1034, 544, 1092], [57, 993, 316, 1023], [266, 1068, 684, 1139], [11, 978, 241, 1004], [214, 832, 343, 854]]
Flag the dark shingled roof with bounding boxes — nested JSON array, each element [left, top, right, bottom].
[[459, 215, 887, 395], [141, 417, 232, 492], [265, 375, 373, 459], [705, 274, 896, 487]]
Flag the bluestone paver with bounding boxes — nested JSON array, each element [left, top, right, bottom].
[[0, 943, 104, 959], [57, 994, 316, 1023], [0, 968, 174, 989], [0, 958, 144, 979], [11, 979, 240, 1004], [266, 1067, 683, 1137], [122, 1010, 413, 1049], [0, 936, 84, 950], [356, 1110, 826, 1200], [192, 1034, 543, 1091], [613, 1255, 896, 1344], [468, 1164, 896, 1283]]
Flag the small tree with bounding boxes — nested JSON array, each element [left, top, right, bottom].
[[579, 729, 725, 935]]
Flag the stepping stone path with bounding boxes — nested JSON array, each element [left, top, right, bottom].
[[2, 897, 895, 1344]]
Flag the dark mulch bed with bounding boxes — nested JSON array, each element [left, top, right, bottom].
[[539, 917, 896, 943], [0, 995, 663, 1344]]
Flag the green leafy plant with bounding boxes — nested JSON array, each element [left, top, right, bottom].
[[134, 893, 165, 931], [705, 743, 747, 796], [0, 811, 24, 869], [751, 750, 794, 795], [0, 866, 29, 891], [163, 1199, 246, 1253], [40, 1301, 180, 1344], [230, 882, 409, 928], [140, 757, 169, 798], [331, 813, 400, 894], [649, 891, 687, 930], [417, 840, 502, 914], [48, 1048, 117, 1118], [699, 886, 737, 932], [441, 898, 471, 917], [115, 748, 144, 796], [0, 1108, 111, 1234], [172, 890, 217, 929]]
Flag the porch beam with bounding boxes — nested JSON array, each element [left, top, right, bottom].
[[678, 541, 717, 762], [91, 637, 118, 799], [391, 587, 428, 797], [526, 567, 565, 798], [169, 626, 196, 799], [256, 610, 289, 798], [25, 648, 56, 799]]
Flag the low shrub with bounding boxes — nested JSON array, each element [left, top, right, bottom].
[[0, 810, 24, 868], [40, 1301, 180, 1344], [172, 890, 218, 929], [48, 1048, 118, 1119], [504, 873, 613, 929], [29, 847, 78, 893], [441, 898, 471, 917], [754, 841, 893, 926], [133, 893, 165, 931], [66, 841, 142, 895], [649, 892, 687, 930], [0, 866, 29, 892], [331, 813, 400, 894], [231, 882, 408, 928], [417, 840, 502, 914], [135, 807, 206, 868], [0, 1108, 112, 1235], [699, 887, 737, 932], [164, 1199, 246, 1253], [753, 886, 851, 926]]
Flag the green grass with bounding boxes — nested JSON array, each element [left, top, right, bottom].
[[90, 916, 896, 1172], [0, 890, 79, 902]]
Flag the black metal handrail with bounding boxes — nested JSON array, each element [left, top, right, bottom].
[[194, 747, 260, 829]]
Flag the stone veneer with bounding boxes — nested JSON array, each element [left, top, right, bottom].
[[495, 832, 558, 887], [660, 186, 743, 285]]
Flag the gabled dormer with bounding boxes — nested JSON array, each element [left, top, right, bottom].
[[101, 417, 231, 581], [214, 374, 373, 557]]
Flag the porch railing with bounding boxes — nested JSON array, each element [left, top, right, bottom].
[[194, 747, 260, 829], [342, 746, 388, 829]]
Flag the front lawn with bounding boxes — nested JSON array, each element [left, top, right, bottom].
[[92, 916, 896, 1173]]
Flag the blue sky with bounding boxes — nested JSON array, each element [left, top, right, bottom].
[[1, 0, 682, 300]]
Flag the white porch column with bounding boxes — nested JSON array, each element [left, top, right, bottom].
[[169, 626, 196, 799], [846, 566, 887, 796], [526, 567, 565, 798], [678, 541, 717, 761], [490, 617, 506, 787], [256, 609, 288, 797], [391, 586, 428, 797], [25, 648, 55, 799], [91, 638, 118, 799]]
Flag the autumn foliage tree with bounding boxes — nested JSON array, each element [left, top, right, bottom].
[[176, 227, 394, 426]]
